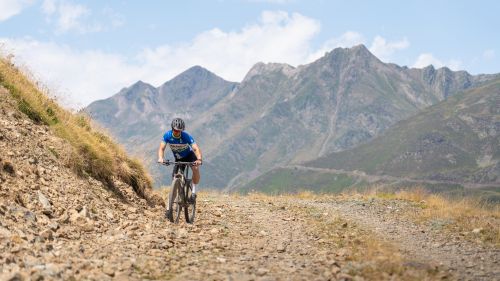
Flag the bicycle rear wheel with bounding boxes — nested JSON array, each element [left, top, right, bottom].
[[184, 179, 196, 223], [167, 178, 183, 223]]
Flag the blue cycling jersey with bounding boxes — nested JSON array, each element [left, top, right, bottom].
[[162, 130, 196, 159]]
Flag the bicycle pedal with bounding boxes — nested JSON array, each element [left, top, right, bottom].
[[188, 193, 197, 203]]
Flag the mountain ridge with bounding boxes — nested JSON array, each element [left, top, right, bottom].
[[85, 44, 500, 189], [243, 77, 500, 197]]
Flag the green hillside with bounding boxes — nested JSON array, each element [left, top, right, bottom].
[[243, 78, 500, 200], [308, 78, 500, 184], [240, 167, 368, 194]]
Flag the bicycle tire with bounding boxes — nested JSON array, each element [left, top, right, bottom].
[[167, 178, 183, 223], [184, 179, 196, 223]]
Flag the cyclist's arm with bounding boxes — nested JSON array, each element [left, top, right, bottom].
[[158, 141, 167, 162], [192, 143, 202, 162]]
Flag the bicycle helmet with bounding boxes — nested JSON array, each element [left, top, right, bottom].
[[171, 118, 185, 131]]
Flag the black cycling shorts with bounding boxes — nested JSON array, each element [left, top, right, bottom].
[[175, 151, 197, 162], [172, 151, 197, 178]]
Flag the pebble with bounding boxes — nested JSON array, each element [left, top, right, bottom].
[[39, 229, 54, 241], [472, 228, 483, 234]]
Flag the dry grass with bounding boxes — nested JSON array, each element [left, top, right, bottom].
[[0, 55, 153, 200], [364, 186, 500, 245]]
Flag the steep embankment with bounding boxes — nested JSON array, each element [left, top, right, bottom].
[[0, 86, 162, 279], [0, 56, 161, 279], [0, 57, 159, 200]]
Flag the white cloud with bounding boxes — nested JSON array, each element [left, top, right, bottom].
[[1, 11, 321, 108], [1, 38, 143, 108], [307, 32, 408, 63], [41, 0, 123, 34], [41, 0, 57, 14], [307, 31, 365, 62], [483, 49, 495, 60], [1, 11, 413, 110], [413, 53, 462, 70], [369, 36, 409, 61], [0, 0, 36, 21], [137, 10, 321, 83]]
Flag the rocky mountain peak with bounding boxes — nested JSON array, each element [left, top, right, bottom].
[[324, 44, 377, 61], [242, 62, 296, 83], [161, 65, 223, 88], [312, 44, 381, 73], [127, 80, 155, 93], [349, 44, 372, 55]]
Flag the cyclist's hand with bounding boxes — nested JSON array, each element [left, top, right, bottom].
[[194, 159, 202, 166], [158, 158, 164, 163]]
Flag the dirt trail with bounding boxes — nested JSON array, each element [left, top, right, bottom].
[[289, 165, 498, 189], [83, 194, 348, 281], [3, 187, 498, 280], [300, 197, 500, 281]]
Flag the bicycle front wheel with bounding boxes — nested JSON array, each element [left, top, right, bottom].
[[167, 178, 183, 223], [184, 180, 196, 223]]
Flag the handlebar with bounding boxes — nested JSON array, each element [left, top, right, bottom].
[[159, 160, 202, 166]]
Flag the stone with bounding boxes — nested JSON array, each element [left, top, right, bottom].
[[0, 226, 12, 238], [37, 191, 52, 211], [81, 222, 95, 232], [177, 228, 188, 238], [257, 268, 269, 276], [10, 234, 24, 244], [472, 228, 484, 234], [337, 273, 354, 281], [277, 242, 287, 253], [40, 229, 54, 241], [57, 213, 69, 224], [3, 161, 15, 175], [48, 222, 59, 231], [1, 272, 26, 281], [79, 206, 90, 218], [105, 210, 114, 220], [102, 263, 116, 277]]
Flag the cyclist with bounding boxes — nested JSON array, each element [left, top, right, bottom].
[[158, 118, 202, 201]]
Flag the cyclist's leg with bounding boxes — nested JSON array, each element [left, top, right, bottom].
[[192, 165, 200, 185], [180, 151, 200, 185], [184, 152, 199, 200]]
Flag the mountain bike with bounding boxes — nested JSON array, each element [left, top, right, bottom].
[[160, 160, 198, 224]]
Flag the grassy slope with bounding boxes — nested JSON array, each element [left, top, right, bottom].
[[0, 56, 153, 198], [241, 167, 369, 194], [242, 79, 499, 200], [309, 78, 500, 182]]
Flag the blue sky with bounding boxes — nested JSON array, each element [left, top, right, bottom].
[[0, 0, 498, 108]]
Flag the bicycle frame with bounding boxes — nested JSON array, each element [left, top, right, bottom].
[[160, 160, 198, 223]]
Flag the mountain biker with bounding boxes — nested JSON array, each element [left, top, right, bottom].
[[158, 118, 202, 201]]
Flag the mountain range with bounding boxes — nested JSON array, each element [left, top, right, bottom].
[[243, 78, 500, 199], [85, 44, 500, 191]]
